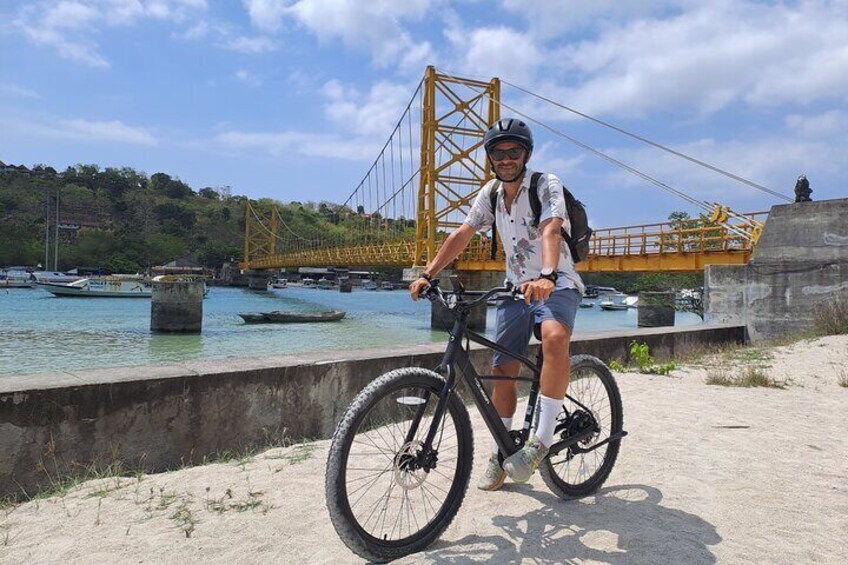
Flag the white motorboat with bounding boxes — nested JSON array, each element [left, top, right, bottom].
[[38, 276, 152, 298], [270, 278, 288, 289], [380, 281, 394, 291], [0, 268, 35, 288], [32, 271, 83, 284], [362, 280, 378, 291], [599, 293, 629, 311]]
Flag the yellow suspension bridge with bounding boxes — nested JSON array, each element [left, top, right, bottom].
[[241, 67, 790, 275]]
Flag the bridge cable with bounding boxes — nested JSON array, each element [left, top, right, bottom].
[[341, 78, 424, 209], [482, 91, 712, 212], [500, 79, 793, 203]]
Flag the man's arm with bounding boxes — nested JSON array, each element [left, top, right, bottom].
[[539, 217, 564, 272], [519, 217, 564, 304], [409, 223, 477, 300]]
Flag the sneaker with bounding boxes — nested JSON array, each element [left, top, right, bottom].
[[477, 455, 507, 491], [503, 436, 549, 483]]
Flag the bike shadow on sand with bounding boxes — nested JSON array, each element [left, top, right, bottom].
[[419, 483, 721, 564]]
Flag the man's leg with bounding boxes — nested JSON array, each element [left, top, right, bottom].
[[479, 298, 530, 492], [477, 361, 519, 491], [535, 319, 572, 448], [503, 289, 578, 482], [492, 360, 519, 418]]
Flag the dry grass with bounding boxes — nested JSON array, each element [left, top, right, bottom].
[[813, 296, 848, 337], [705, 365, 787, 388]]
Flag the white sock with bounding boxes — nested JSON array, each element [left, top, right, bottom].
[[492, 417, 513, 455], [535, 394, 563, 448]]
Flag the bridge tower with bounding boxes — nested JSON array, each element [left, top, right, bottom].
[[415, 66, 500, 267]]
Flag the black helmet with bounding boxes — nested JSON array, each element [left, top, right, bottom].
[[483, 118, 534, 154]]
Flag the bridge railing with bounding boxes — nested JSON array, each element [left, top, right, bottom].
[[243, 212, 769, 270]]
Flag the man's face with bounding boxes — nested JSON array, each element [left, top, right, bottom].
[[490, 141, 527, 180]]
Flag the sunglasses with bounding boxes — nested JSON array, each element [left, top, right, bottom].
[[489, 147, 525, 161]]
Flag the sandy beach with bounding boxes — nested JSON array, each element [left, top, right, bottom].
[[2, 335, 846, 564]]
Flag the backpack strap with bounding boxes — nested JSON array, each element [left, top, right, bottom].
[[489, 180, 501, 259], [528, 172, 543, 227]]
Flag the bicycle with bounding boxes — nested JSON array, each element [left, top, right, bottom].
[[325, 279, 627, 561]]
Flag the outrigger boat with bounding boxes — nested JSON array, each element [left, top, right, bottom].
[[239, 310, 346, 324], [37, 276, 152, 297]]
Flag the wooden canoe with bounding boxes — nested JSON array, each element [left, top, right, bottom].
[[239, 310, 346, 324]]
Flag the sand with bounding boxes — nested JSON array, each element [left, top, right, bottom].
[[2, 335, 847, 564]]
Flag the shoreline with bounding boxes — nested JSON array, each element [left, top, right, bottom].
[[2, 334, 846, 563]]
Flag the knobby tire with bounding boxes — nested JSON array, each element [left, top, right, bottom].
[[325, 368, 474, 562]]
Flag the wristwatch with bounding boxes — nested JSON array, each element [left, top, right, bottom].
[[539, 268, 558, 284]]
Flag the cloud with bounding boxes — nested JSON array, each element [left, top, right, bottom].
[[10, 116, 158, 145], [786, 110, 848, 138], [12, 0, 209, 68], [253, 0, 433, 68], [322, 79, 413, 137], [446, 25, 542, 84], [242, 0, 287, 32], [224, 35, 276, 54], [60, 119, 159, 145], [0, 85, 41, 99], [509, 0, 848, 119], [234, 69, 263, 86], [214, 130, 379, 161], [501, 0, 695, 39], [588, 132, 848, 209]]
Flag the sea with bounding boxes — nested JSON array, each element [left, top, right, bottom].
[[0, 285, 703, 376]]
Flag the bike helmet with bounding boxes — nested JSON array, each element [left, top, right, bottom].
[[483, 118, 534, 154]]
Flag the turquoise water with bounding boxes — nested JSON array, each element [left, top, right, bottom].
[[0, 286, 702, 376]]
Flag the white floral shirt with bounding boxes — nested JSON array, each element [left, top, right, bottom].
[[465, 168, 585, 295]]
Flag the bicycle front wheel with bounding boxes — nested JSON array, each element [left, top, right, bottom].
[[539, 354, 623, 499], [325, 368, 474, 562]]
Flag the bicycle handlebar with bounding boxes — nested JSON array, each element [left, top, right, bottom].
[[422, 281, 521, 311]]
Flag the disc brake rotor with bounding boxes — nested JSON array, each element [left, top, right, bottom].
[[393, 440, 428, 490]]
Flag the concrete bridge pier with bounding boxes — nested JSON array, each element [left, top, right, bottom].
[[246, 270, 269, 290]]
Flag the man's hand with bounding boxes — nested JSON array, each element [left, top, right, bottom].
[[409, 277, 430, 301], [519, 278, 555, 305]]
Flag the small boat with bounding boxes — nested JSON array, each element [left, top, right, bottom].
[[239, 310, 346, 324], [380, 281, 394, 291], [37, 276, 152, 298], [270, 278, 288, 289], [301, 278, 316, 288], [599, 293, 629, 311], [0, 267, 35, 288], [579, 301, 595, 309], [318, 278, 334, 290], [32, 271, 83, 284], [362, 280, 378, 291]]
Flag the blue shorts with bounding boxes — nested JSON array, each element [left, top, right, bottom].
[[492, 288, 580, 368]]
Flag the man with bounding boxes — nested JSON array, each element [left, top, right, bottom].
[[409, 118, 584, 490]]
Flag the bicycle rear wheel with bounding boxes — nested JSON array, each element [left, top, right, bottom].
[[325, 368, 474, 562], [539, 354, 623, 499]]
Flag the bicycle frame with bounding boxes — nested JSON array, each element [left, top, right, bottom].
[[405, 291, 613, 466]]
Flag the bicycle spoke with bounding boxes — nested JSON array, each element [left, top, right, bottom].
[[340, 377, 466, 545]]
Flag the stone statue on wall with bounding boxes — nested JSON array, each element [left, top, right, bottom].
[[794, 175, 812, 202]]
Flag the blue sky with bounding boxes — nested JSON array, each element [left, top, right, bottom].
[[2, 0, 846, 228]]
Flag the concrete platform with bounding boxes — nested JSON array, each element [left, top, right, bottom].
[[0, 324, 743, 499]]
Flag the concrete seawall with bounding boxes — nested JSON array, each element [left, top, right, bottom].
[[0, 324, 743, 499]]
